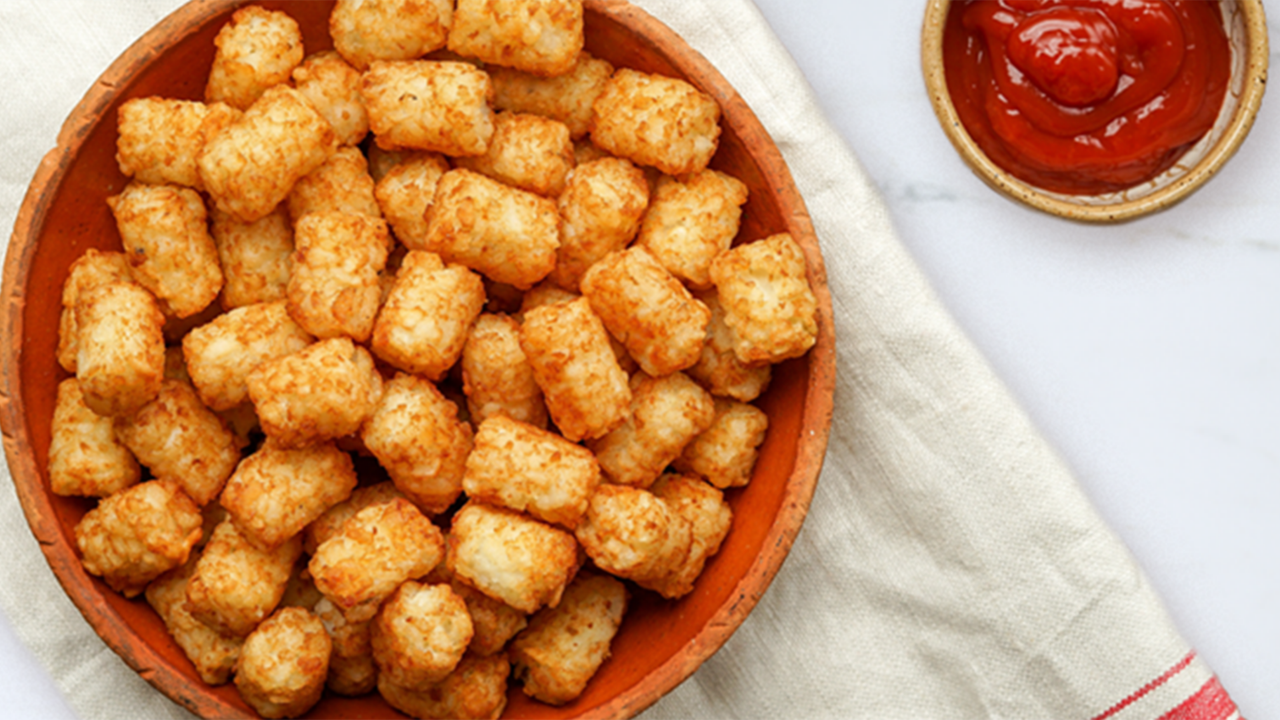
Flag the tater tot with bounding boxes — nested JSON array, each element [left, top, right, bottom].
[[57, 250, 134, 373], [428, 566, 528, 657], [303, 481, 406, 556], [292, 50, 369, 147], [74, 281, 166, 417], [361, 60, 495, 156], [199, 84, 339, 223], [361, 373, 474, 515], [374, 152, 451, 250], [591, 68, 722, 176], [636, 169, 748, 289], [708, 233, 819, 365], [549, 157, 649, 291], [309, 497, 446, 622], [183, 300, 314, 412], [423, 168, 560, 289], [580, 246, 710, 377], [463, 415, 600, 528], [114, 378, 242, 506], [645, 474, 732, 598], [246, 337, 384, 448], [108, 181, 223, 319], [448, 0, 583, 77], [116, 98, 240, 191], [588, 371, 715, 489], [330, 0, 453, 70], [311, 596, 376, 696], [455, 111, 575, 197], [573, 484, 692, 588], [74, 479, 203, 598], [461, 313, 547, 428], [519, 297, 631, 442], [211, 206, 295, 310], [490, 51, 613, 138], [48, 378, 140, 498], [287, 211, 390, 342], [378, 653, 510, 720], [234, 607, 331, 719], [673, 397, 768, 489], [146, 557, 244, 685], [370, 251, 485, 379], [205, 5, 305, 111], [687, 290, 772, 402], [220, 440, 358, 551], [446, 501, 581, 615], [287, 146, 382, 223], [186, 520, 303, 638], [372, 581, 473, 689], [509, 573, 627, 705]]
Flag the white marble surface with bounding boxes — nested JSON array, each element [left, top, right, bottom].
[[0, 1, 1275, 718], [747, 0, 1280, 717]]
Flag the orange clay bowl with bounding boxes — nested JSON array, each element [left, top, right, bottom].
[[0, 0, 835, 718], [921, 0, 1268, 223]]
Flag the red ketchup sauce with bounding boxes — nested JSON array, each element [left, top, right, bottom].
[[943, 0, 1232, 195]]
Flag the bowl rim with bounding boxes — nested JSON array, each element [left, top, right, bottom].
[[0, 0, 837, 717], [920, 0, 1269, 223]]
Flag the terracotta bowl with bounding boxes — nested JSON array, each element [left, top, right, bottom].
[[921, 0, 1268, 223], [0, 0, 835, 718]]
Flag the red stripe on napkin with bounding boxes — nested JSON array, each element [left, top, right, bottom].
[[1159, 677, 1239, 720], [1092, 652, 1197, 720]]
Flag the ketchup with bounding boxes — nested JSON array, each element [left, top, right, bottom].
[[943, 0, 1231, 195]]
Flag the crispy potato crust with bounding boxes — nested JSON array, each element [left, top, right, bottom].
[[573, 484, 692, 588], [116, 98, 240, 191], [292, 50, 370, 147], [580, 246, 710, 377], [287, 211, 390, 342], [645, 473, 733, 598], [108, 181, 223, 319], [518, 297, 631, 442], [455, 111, 575, 197], [509, 573, 627, 705], [212, 206, 295, 311], [374, 152, 451, 250], [186, 520, 303, 638], [309, 497, 446, 622], [708, 233, 819, 365], [75, 480, 204, 598], [448, 0, 583, 76], [113, 378, 242, 506], [378, 653, 510, 720], [361, 60, 495, 156], [446, 501, 581, 614], [461, 313, 548, 429], [246, 337, 384, 448], [220, 440, 358, 550], [199, 85, 339, 223], [48, 378, 140, 498], [74, 281, 166, 418], [234, 607, 332, 719], [490, 51, 613, 138], [673, 397, 768, 489], [636, 169, 748, 289], [371, 251, 485, 379], [371, 581, 474, 688], [550, 157, 649, 291], [422, 168, 560, 290], [183, 300, 315, 412], [463, 415, 600, 528], [331, 0, 453, 71], [146, 557, 244, 685], [206, 5, 305, 111], [590, 68, 721, 176], [361, 373, 474, 514]]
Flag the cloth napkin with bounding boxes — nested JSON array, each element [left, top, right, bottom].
[[0, 1, 1243, 719]]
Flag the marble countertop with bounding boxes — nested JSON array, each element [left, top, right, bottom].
[[0, 1, 1275, 718], [748, 0, 1280, 716]]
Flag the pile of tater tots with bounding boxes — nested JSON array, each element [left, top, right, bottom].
[[49, 0, 819, 717]]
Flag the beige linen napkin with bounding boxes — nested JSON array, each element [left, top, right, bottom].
[[0, 1, 1242, 719]]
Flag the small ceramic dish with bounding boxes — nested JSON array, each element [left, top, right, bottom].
[[0, 0, 835, 718], [921, 0, 1268, 223]]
